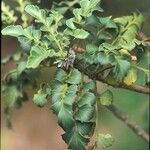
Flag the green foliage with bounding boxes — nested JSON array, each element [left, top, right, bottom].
[[1, 0, 150, 149], [97, 134, 114, 149], [33, 85, 47, 107], [100, 90, 113, 106], [26, 46, 55, 68], [51, 68, 96, 150]]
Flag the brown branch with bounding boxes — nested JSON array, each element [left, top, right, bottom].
[[106, 104, 149, 142], [74, 59, 150, 95]]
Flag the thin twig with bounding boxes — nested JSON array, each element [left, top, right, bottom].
[[106, 104, 149, 142]]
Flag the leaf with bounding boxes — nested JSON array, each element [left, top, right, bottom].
[[83, 81, 96, 91], [97, 133, 114, 149], [32, 29, 42, 42], [74, 29, 89, 39], [78, 92, 96, 107], [50, 10, 63, 24], [75, 104, 95, 122], [100, 90, 113, 106], [54, 68, 67, 82], [33, 88, 47, 107], [86, 44, 98, 53], [113, 13, 144, 49], [51, 83, 66, 103], [66, 69, 82, 84], [25, 5, 46, 23], [73, 8, 82, 22], [62, 123, 90, 150], [51, 83, 77, 105], [113, 56, 131, 81], [76, 121, 95, 136], [123, 68, 137, 85], [80, 0, 100, 17], [98, 16, 117, 29], [80, 0, 90, 15], [52, 102, 75, 130], [66, 18, 76, 30], [2, 25, 24, 37], [26, 45, 53, 68], [18, 36, 32, 52]]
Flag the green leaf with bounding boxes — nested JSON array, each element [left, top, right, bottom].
[[32, 29, 42, 42], [98, 16, 117, 29], [74, 29, 89, 39], [51, 83, 77, 105], [80, 0, 90, 15], [90, 0, 101, 9], [100, 90, 113, 106], [73, 8, 82, 22], [18, 36, 32, 51], [62, 124, 89, 150], [51, 84, 66, 103], [75, 104, 95, 122], [97, 133, 114, 149], [33, 88, 47, 107], [113, 56, 131, 81], [80, 0, 101, 17], [86, 44, 98, 53], [52, 102, 75, 130], [26, 45, 53, 68], [123, 68, 137, 85], [77, 121, 95, 136], [65, 28, 89, 39], [50, 10, 63, 24], [66, 69, 82, 84], [54, 68, 67, 82], [113, 13, 144, 49], [2, 25, 24, 37], [83, 81, 96, 91], [25, 5, 47, 23], [78, 92, 96, 107], [66, 18, 76, 30]]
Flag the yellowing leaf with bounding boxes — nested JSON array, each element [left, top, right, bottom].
[[123, 68, 137, 85]]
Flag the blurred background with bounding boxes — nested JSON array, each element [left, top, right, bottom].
[[1, 0, 150, 150]]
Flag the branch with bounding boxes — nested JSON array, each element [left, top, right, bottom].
[[106, 104, 149, 142], [74, 59, 150, 95]]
